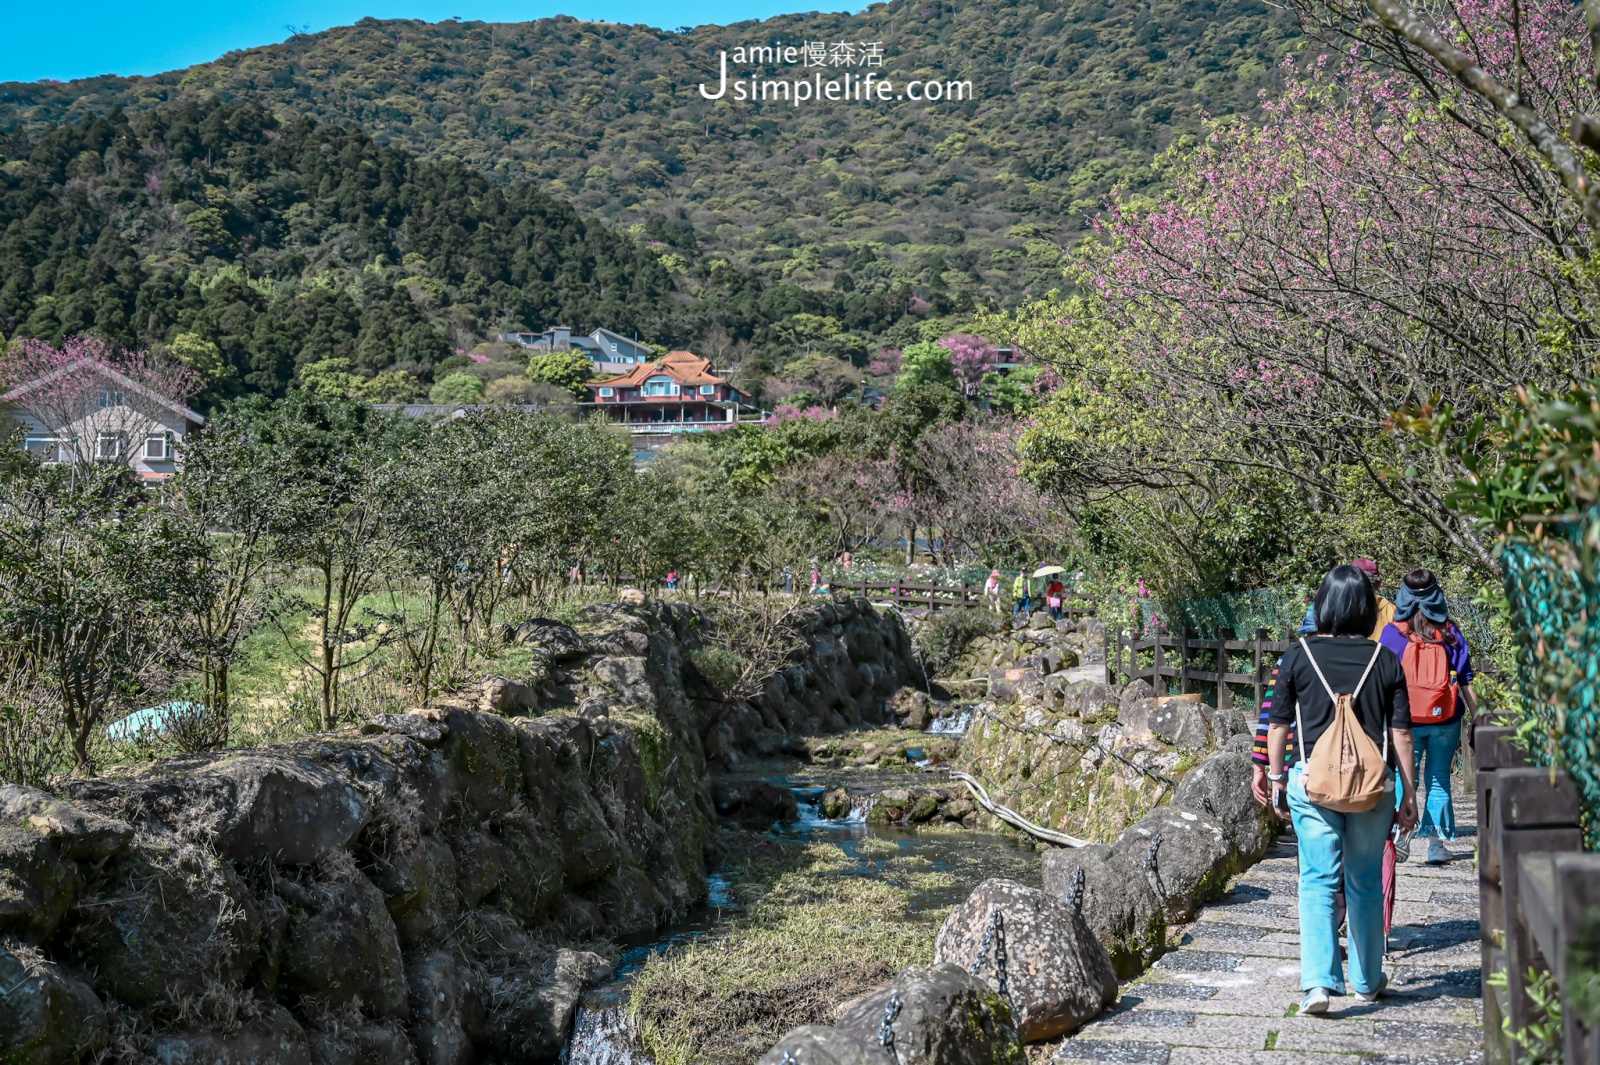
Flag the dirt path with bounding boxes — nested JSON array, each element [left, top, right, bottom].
[[1054, 790, 1483, 1065]]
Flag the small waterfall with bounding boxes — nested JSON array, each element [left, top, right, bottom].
[[790, 786, 869, 825], [563, 988, 651, 1065], [927, 709, 972, 735]]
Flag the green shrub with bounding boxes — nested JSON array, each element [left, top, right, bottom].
[[690, 646, 747, 695], [916, 608, 1002, 675]]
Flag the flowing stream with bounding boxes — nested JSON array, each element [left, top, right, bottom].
[[562, 770, 1037, 1064]]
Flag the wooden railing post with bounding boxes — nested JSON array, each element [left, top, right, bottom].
[[1216, 626, 1235, 709], [1151, 624, 1166, 695], [1178, 626, 1194, 695], [1253, 628, 1270, 711], [1478, 749, 1584, 1064], [1104, 626, 1115, 685]]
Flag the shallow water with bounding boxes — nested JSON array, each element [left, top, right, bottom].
[[563, 775, 1039, 1064]]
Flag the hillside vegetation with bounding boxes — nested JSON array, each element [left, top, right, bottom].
[[0, 103, 882, 400], [0, 0, 1301, 311]]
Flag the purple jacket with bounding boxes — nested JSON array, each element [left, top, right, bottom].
[[1378, 621, 1473, 723]]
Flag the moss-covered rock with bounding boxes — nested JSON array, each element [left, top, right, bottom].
[[278, 873, 407, 1019]]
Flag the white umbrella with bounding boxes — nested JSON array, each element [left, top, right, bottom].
[[1031, 565, 1065, 578]]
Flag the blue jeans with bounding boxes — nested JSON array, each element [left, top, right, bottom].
[[1288, 765, 1393, 995], [1411, 718, 1461, 840]]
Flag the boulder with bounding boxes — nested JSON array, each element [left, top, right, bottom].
[[278, 874, 407, 1019], [362, 713, 449, 746], [202, 755, 370, 866], [476, 676, 539, 715], [405, 950, 472, 1065], [1118, 680, 1155, 715], [589, 629, 651, 657], [439, 710, 523, 817], [1173, 752, 1276, 861], [1147, 696, 1211, 749], [711, 780, 800, 825], [507, 617, 585, 659], [757, 1026, 891, 1065], [590, 656, 657, 710], [1111, 805, 1235, 923], [891, 688, 933, 730], [934, 879, 1117, 1041], [308, 1022, 417, 1065], [367, 834, 459, 947], [1064, 682, 1118, 723], [0, 786, 133, 861], [836, 963, 1025, 1064], [500, 949, 614, 1062], [822, 787, 854, 820], [618, 588, 648, 607], [0, 944, 108, 1065], [0, 823, 79, 941], [150, 1002, 310, 1065], [1116, 698, 1156, 745], [1028, 612, 1053, 630], [1077, 618, 1107, 640], [71, 841, 261, 1008], [1207, 707, 1249, 745], [1040, 845, 1167, 978]]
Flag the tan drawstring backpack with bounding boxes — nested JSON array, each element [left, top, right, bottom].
[[1295, 638, 1390, 813]]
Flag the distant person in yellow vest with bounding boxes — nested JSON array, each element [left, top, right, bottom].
[[1300, 558, 1393, 639]]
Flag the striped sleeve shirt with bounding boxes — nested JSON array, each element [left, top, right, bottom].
[[1251, 654, 1297, 766]]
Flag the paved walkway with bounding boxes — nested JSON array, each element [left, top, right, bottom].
[[1055, 794, 1483, 1065]]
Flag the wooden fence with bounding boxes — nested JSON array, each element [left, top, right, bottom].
[[1109, 626, 1292, 711], [1475, 721, 1600, 1065], [851, 578, 1098, 618]]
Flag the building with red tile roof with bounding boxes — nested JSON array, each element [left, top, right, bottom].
[[586, 350, 756, 431]]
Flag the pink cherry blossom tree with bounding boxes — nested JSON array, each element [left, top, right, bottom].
[[1024, 13, 1600, 568], [1, 336, 200, 472]]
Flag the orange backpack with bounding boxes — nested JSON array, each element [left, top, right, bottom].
[[1394, 620, 1459, 725]]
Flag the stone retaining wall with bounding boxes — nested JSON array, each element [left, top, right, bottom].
[[0, 594, 921, 1065]]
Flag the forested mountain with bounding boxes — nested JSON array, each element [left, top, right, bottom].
[[0, 0, 1300, 310], [0, 103, 884, 399]]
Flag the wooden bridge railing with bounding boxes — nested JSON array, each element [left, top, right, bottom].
[[1475, 722, 1600, 1065], [1109, 625, 1292, 710]]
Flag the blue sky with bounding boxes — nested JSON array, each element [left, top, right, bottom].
[[4, 1, 827, 83]]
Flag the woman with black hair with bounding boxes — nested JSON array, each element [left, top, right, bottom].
[[1378, 569, 1478, 865], [1267, 566, 1419, 1015]]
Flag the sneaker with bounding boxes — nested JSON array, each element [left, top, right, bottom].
[[1425, 837, 1450, 864], [1356, 975, 1388, 1002], [1393, 827, 1412, 863], [1300, 987, 1331, 1015]]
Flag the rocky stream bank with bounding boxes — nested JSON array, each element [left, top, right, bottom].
[[2, 597, 1281, 1065], [0, 595, 920, 1065]]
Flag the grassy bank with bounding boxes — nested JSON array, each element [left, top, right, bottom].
[[628, 827, 1039, 1064]]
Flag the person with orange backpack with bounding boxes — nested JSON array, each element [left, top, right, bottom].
[[1378, 569, 1477, 865]]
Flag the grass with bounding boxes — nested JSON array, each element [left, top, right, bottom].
[[91, 578, 617, 769], [628, 838, 947, 1065]]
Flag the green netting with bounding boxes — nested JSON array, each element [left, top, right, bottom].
[[1169, 588, 1506, 661], [1500, 519, 1600, 843]]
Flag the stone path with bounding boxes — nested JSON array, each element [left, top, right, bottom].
[[1053, 794, 1483, 1065]]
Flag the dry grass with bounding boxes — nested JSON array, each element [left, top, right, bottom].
[[628, 840, 944, 1065]]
